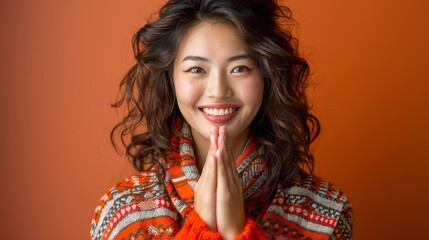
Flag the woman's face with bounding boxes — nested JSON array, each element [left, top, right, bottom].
[[173, 21, 264, 146]]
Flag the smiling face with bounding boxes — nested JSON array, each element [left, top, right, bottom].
[[173, 21, 264, 153]]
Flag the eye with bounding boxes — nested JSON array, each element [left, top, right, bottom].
[[231, 66, 249, 73], [186, 67, 206, 74]]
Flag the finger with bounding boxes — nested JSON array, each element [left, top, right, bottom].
[[197, 124, 218, 197], [215, 128, 245, 239], [195, 125, 218, 207], [203, 155, 217, 202], [211, 125, 219, 149], [216, 128, 240, 197], [195, 154, 218, 231], [206, 154, 218, 231], [206, 155, 217, 191], [218, 126, 239, 184], [198, 125, 217, 178], [203, 125, 220, 186], [194, 126, 219, 232], [222, 126, 238, 171], [217, 127, 231, 182]]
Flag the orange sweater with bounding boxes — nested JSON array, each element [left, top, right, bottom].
[[174, 210, 266, 239], [90, 122, 352, 239]]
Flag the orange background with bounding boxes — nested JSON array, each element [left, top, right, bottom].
[[1, 0, 428, 239]]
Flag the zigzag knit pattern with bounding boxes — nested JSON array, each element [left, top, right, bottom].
[[90, 122, 352, 240]]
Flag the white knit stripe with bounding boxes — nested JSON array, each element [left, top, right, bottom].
[[267, 205, 334, 235], [236, 144, 264, 174], [182, 165, 199, 190], [243, 171, 266, 200], [171, 175, 187, 183], [172, 198, 188, 213], [283, 186, 343, 211], [330, 187, 341, 200], [318, 179, 329, 195], [179, 142, 194, 156], [93, 191, 134, 239], [108, 208, 179, 240]]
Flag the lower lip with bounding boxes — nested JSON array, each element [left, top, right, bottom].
[[200, 109, 238, 123]]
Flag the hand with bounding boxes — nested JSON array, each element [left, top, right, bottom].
[[194, 125, 245, 239], [215, 126, 245, 239], [194, 126, 218, 232]]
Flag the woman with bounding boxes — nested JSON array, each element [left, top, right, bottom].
[[90, 0, 352, 239]]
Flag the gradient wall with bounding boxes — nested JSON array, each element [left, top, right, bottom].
[[0, 0, 428, 239]]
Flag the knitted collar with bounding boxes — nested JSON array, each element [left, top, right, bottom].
[[163, 120, 267, 218]]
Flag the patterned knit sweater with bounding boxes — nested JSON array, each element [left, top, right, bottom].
[[90, 123, 352, 240]]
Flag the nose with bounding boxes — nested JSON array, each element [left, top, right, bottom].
[[205, 71, 232, 98]]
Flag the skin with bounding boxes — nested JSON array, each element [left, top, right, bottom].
[[195, 125, 245, 239], [173, 22, 264, 239]]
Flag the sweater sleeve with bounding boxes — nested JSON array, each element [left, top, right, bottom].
[[90, 175, 182, 240], [174, 210, 267, 240], [235, 217, 268, 240], [174, 210, 221, 240], [330, 196, 353, 240]]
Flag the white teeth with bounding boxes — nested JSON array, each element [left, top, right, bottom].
[[202, 108, 236, 116]]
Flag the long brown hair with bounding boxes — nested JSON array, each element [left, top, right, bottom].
[[112, 0, 320, 198]]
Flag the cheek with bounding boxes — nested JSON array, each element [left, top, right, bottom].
[[174, 79, 202, 108], [240, 78, 264, 107]]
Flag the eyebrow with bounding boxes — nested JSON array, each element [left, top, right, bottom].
[[182, 56, 209, 62], [181, 54, 251, 63]]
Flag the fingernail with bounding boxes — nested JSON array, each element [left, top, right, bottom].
[[210, 126, 214, 143]]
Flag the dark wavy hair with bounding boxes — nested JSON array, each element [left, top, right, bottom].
[[112, 0, 320, 199]]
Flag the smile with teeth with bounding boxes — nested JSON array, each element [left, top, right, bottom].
[[202, 108, 237, 116]]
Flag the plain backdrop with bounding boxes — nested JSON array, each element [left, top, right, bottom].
[[1, 0, 428, 239]]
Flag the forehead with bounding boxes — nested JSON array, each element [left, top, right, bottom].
[[175, 21, 248, 60]]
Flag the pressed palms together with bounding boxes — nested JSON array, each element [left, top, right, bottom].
[[195, 125, 246, 240]]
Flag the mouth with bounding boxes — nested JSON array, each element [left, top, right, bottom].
[[198, 105, 240, 123], [201, 107, 238, 116]]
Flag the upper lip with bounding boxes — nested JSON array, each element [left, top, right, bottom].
[[198, 104, 240, 109]]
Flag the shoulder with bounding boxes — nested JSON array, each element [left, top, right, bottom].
[[264, 173, 352, 238], [90, 173, 179, 240], [283, 173, 351, 208]]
